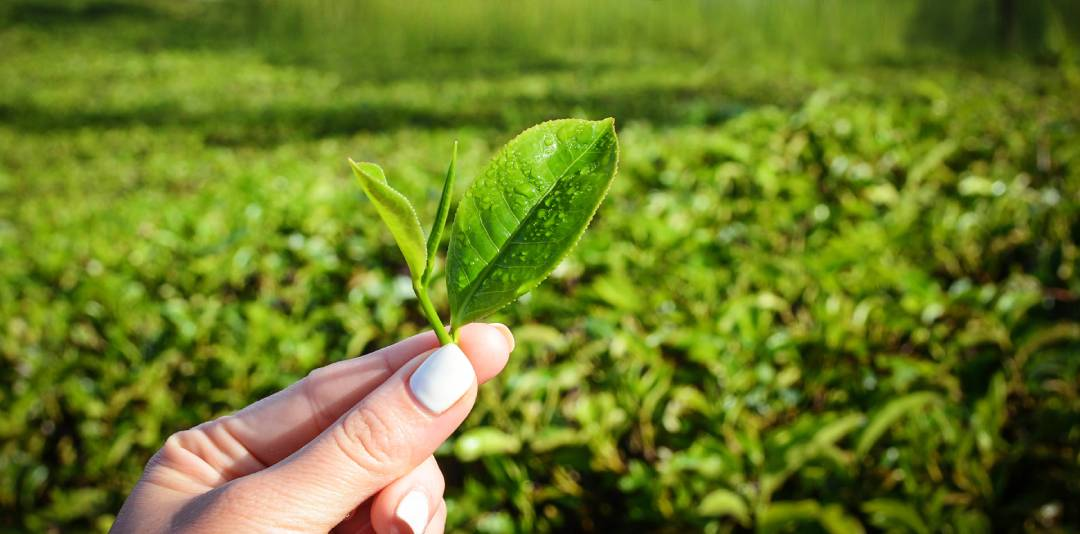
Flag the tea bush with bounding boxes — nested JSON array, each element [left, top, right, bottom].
[[1, 3, 1078, 532]]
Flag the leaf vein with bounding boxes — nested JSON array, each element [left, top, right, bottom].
[[493, 263, 544, 270], [470, 195, 500, 250], [497, 185, 521, 224], [509, 239, 556, 246], [461, 229, 489, 264]]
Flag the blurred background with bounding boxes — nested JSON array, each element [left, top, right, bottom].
[[2, 0, 1079, 532]]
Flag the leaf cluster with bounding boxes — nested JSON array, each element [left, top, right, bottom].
[[350, 118, 619, 343]]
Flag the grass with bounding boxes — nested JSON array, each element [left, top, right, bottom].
[[1, 1, 1079, 532]]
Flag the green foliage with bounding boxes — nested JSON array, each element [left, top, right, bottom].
[[188, 0, 1080, 82], [758, 500, 865, 534], [2, 2, 1079, 533], [447, 118, 619, 329], [356, 117, 619, 337], [862, 499, 931, 534], [855, 392, 942, 458], [454, 427, 522, 462], [698, 489, 750, 525]]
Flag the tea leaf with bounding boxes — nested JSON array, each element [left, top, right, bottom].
[[446, 118, 619, 328], [862, 499, 930, 534], [855, 392, 942, 457], [819, 505, 866, 534], [349, 159, 427, 282], [760, 413, 865, 502], [422, 141, 457, 287], [454, 427, 522, 461], [759, 502, 864, 534], [758, 501, 822, 533], [698, 488, 750, 525]]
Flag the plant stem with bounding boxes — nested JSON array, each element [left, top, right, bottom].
[[414, 281, 452, 345]]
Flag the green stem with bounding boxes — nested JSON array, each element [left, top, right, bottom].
[[414, 281, 452, 345]]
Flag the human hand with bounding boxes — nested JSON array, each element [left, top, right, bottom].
[[111, 323, 514, 533]]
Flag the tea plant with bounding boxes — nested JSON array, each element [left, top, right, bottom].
[[2, 4, 1079, 532], [350, 118, 620, 344]]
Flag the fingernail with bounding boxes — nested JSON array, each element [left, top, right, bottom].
[[489, 323, 515, 352], [394, 489, 429, 534], [409, 343, 475, 413]]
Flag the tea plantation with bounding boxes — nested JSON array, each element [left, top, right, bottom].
[[1, 2, 1078, 532]]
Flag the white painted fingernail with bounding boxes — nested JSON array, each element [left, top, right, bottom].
[[409, 343, 474, 413], [395, 489, 429, 534]]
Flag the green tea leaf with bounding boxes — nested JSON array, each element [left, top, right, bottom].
[[349, 159, 427, 282], [759, 501, 865, 534], [698, 488, 750, 525], [758, 501, 822, 533], [422, 141, 457, 287], [819, 505, 866, 534], [446, 118, 619, 328], [454, 427, 522, 462], [862, 499, 930, 534], [855, 391, 942, 457], [761, 413, 865, 501]]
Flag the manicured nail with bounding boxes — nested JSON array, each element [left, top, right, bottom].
[[394, 489, 429, 534], [489, 323, 515, 352], [409, 343, 475, 413]]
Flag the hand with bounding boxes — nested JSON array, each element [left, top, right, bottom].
[[111, 323, 514, 534]]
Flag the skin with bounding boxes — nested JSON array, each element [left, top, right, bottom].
[[112, 323, 515, 534]]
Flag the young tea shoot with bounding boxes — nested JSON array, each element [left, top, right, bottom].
[[349, 118, 619, 344]]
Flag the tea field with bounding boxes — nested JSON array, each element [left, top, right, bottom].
[[1, 1, 1079, 532]]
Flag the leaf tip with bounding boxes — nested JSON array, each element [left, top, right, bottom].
[[349, 160, 388, 185]]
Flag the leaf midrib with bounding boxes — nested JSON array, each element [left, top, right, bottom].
[[454, 126, 610, 320]]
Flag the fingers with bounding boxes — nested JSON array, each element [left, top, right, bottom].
[[459, 323, 514, 380], [332, 457, 445, 534], [369, 456, 444, 534], [217, 330, 441, 470], [424, 501, 447, 534], [233, 324, 513, 531], [330, 502, 372, 534], [187, 323, 513, 480]]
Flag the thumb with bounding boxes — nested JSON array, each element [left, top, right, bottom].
[[233, 324, 512, 531]]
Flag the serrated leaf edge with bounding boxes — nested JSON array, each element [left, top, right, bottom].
[[450, 118, 619, 328]]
